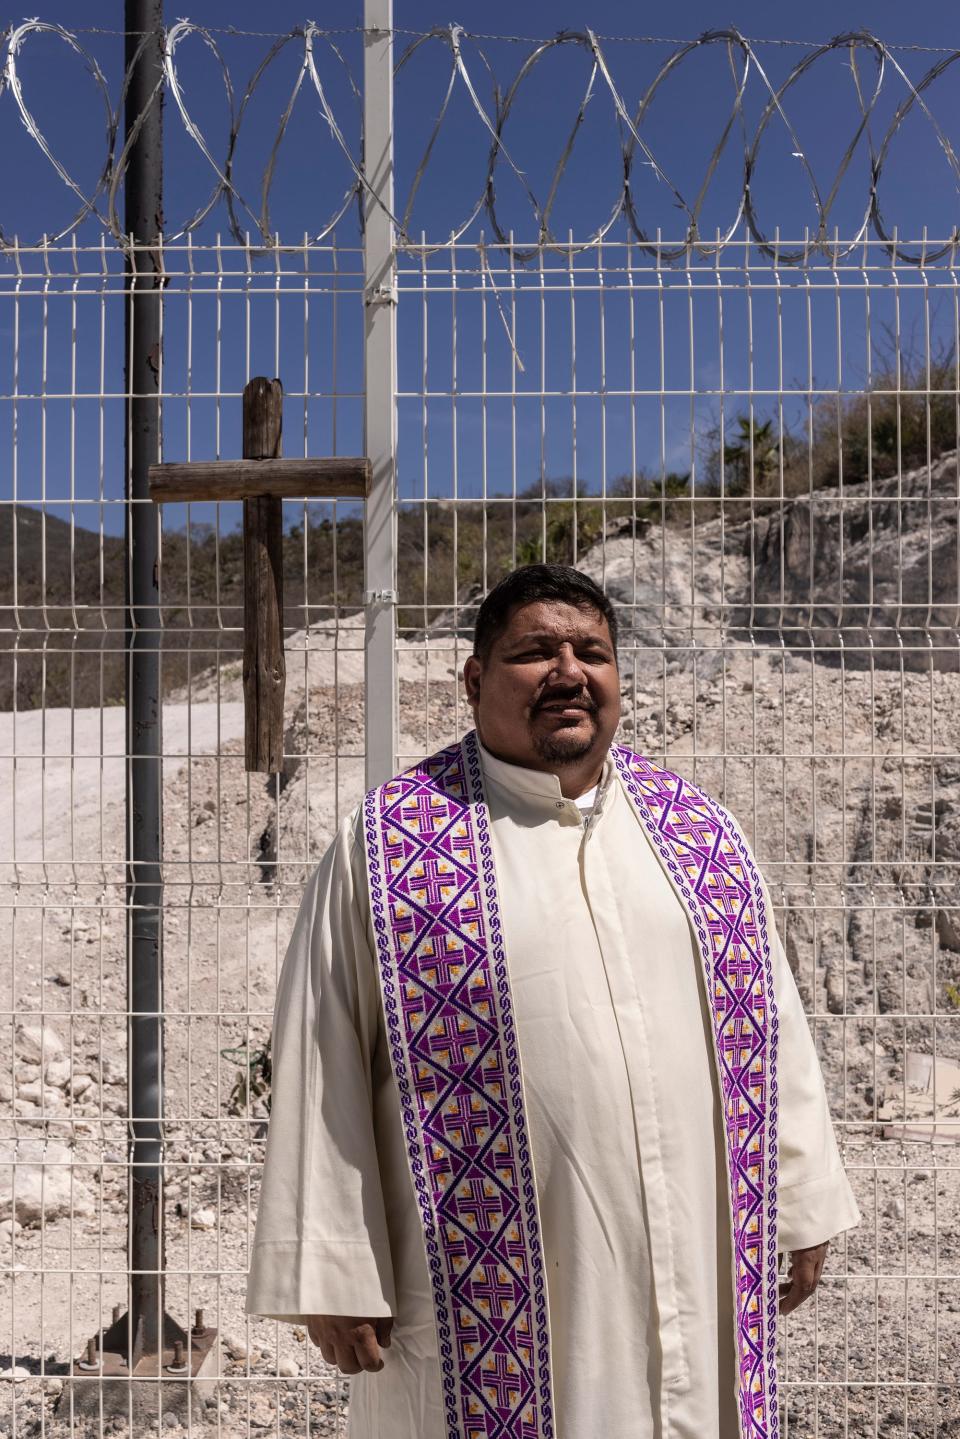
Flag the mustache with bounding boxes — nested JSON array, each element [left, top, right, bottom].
[[533, 692, 599, 716]]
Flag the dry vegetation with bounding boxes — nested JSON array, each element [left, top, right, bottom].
[[5, 346, 958, 713]]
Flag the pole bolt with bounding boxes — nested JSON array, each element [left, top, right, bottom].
[[77, 1336, 101, 1371], [192, 1309, 205, 1335], [112, 1305, 122, 1324], [164, 1338, 189, 1375]]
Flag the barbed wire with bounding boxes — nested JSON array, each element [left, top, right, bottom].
[[2, 19, 960, 260], [28, 23, 960, 52]]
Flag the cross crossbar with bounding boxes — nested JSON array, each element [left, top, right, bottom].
[[147, 456, 371, 502]]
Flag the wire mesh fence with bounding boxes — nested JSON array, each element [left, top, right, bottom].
[[2, 14, 960, 1439], [0, 234, 369, 1436], [390, 233, 960, 1437]]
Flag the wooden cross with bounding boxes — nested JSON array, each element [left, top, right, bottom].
[[149, 376, 371, 773]]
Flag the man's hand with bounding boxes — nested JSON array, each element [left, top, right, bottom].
[[305, 1315, 394, 1375], [779, 1242, 829, 1315]]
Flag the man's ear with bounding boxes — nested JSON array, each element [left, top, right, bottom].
[[463, 655, 481, 706]]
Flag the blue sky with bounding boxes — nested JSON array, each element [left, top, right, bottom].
[[7, 0, 960, 245], [3, 1, 960, 535]]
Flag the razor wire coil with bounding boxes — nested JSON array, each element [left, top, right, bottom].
[[3, 21, 960, 261]]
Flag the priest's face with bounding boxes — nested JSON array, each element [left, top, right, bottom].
[[463, 600, 620, 778]]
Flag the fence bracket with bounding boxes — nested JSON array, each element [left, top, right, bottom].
[[366, 281, 397, 306]]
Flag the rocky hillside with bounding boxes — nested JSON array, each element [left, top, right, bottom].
[[6, 449, 958, 712], [415, 450, 960, 678], [746, 450, 960, 669]]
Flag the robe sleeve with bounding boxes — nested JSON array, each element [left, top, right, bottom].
[[764, 885, 862, 1253], [244, 811, 397, 1323]]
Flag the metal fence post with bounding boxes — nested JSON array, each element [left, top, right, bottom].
[[125, 0, 167, 1364], [363, 0, 398, 787]]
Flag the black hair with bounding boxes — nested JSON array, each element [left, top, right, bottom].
[[472, 564, 619, 661]]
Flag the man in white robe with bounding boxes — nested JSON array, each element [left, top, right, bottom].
[[246, 564, 860, 1438]]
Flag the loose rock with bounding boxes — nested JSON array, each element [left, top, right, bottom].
[[100, 1057, 125, 1086], [15, 1023, 64, 1066], [43, 1057, 71, 1089], [0, 1138, 95, 1226], [16, 1080, 65, 1108]]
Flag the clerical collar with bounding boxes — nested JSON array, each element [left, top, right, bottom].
[[476, 737, 613, 809], [574, 784, 599, 815]]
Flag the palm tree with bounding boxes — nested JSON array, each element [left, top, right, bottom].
[[722, 416, 778, 496]]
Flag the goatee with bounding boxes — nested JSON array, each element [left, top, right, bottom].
[[532, 726, 598, 766]]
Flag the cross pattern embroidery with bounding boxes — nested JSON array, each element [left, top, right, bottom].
[[611, 747, 779, 1439], [438, 1090, 503, 1154], [365, 736, 554, 1439], [366, 734, 778, 1439]]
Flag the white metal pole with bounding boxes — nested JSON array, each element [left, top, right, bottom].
[[363, 0, 398, 786]]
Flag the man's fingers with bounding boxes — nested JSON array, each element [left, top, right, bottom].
[[350, 1322, 385, 1373], [304, 1315, 392, 1374], [779, 1244, 829, 1315], [779, 1273, 803, 1315], [780, 1259, 811, 1316], [333, 1341, 362, 1376], [306, 1317, 335, 1364]]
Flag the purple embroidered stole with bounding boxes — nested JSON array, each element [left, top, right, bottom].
[[364, 730, 779, 1439]]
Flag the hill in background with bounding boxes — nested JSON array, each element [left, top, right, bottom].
[[4, 396, 960, 709]]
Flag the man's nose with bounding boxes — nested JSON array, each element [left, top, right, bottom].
[[548, 644, 587, 685]]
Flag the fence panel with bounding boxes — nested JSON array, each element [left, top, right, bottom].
[[0, 234, 366, 1434], [2, 16, 960, 1439], [391, 232, 960, 1436]]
